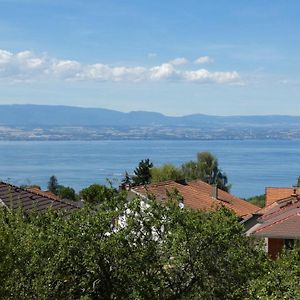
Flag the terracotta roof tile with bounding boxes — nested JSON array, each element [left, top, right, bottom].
[[265, 187, 300, 206], [251, 192, 300, 238], [132, 180, 259, 218], [254, 214, 300, 239]]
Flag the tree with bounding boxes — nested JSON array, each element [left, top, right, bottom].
[[132, 158, 153, 186], [57, 186, 77, 201], [181, 160, 200, 181], [181, 151, 231, 192], [47, 175, 58, 194], [0, 192, 268, 299], [150, 163, 183, 183], [246, 247, 300, 299], [247, 194, 266, 208], [121, 171, 132, 189], [297, 176, 300, 187], [79, 183, 116, 205]]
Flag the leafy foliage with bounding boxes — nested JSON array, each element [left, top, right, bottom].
[[247, 194, 266, 208], [182, 152, 230, 191], [149, 152, 231, 191], [246, 246, 300, 299], [132, 158, 153, 186], [0, 190, 266, 299], [57, 185, 77, 201], [150, 163, 183, 183], [121, 171, 132, 189], [47, 175, 59, 194], [79, 183, 117, 205]]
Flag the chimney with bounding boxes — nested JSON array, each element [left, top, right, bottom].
[[291, 187, 298, 198], [211, 184, 218, 199]]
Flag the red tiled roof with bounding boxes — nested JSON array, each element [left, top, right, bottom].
[[254, 214, 300, 239], [132, 180, 259, 218], [251, 194, 300, 238], [265, 187, 300, 206]]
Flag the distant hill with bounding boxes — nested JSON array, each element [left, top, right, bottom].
[[0, 104, 300, 128]]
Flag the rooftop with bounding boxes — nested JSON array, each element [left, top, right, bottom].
[[265, 187, 300, 206], [0, 182, 79, 213], [131, 180, 259, 218], [250, 192, 300, 238]]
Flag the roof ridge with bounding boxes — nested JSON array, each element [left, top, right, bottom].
[[255, 213, 300, 234], [262, 198, 300, 220], [0, 181, 79, 209], [266, 187, 299, 189]]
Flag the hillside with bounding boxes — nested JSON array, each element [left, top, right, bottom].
[[1, 104, 300, 128]]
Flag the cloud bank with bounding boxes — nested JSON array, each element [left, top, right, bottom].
[[0, 49, 240, 84]]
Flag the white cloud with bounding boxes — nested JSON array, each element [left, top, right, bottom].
[[51, 60, 82, 78], [194, 56, 213, 65], [0, 49, 240, 85], [16, 51, 46, 70], [183, 69, 240, 84], [149, 63, 176, 80], [169, 57, 188, 66], [0, 50, 13, 65]]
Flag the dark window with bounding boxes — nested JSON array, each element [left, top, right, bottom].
[[285, 239, 295, 250]]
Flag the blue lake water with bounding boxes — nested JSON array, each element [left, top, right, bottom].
[[0, 140, 299, 198]]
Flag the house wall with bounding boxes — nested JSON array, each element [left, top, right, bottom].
[[268, 238, 284, 259]]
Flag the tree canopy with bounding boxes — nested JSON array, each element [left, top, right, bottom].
[[148, 152, 231, 191], [79, 183, 117, 205], [47, 175, 58, 194], [0, 190, 268, 299], [150, 163, 183, 183], [57, 185, 77, 201], [131, 158, 153, 186]]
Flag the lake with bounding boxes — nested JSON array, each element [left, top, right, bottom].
[[0, 139, 299, 198]]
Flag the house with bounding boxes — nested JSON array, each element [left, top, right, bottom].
[[0, 181, 79, 213], [244, 188, 300, 259], [265, 186, 300, 206], [130, 179, 259, 219]]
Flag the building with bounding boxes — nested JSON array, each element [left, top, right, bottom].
[[244, 188, 300, 259], [130, 179, 259, 219], [0, 181, 79, 213]]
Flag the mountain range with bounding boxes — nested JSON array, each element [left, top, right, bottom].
[[1, 104, 300, 128]]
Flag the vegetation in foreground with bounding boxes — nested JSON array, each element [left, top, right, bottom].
[[0, 190, 268, 300]]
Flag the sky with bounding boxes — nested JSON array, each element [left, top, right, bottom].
[[0, 0, 299, 116]]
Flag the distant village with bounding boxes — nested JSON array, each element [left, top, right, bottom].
[[0, 125, 300, 140]]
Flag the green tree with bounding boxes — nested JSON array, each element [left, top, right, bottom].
[[79, 183, 116, 205], [47, 175, 58, 195], [57, 186, 77, 201], [181, 160, 200, 181], [121, 171, 132, 189], [247, 194, 266, 208], [181, 151, 231, 192], [132, 158, 153, 186], [297, 176, 300, 187], [247, 246, 300, 299], [150, 163, 183, 183], [0, 191, 268, 299]]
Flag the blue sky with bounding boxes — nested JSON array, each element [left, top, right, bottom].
[[0, 0, 299, 115]]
